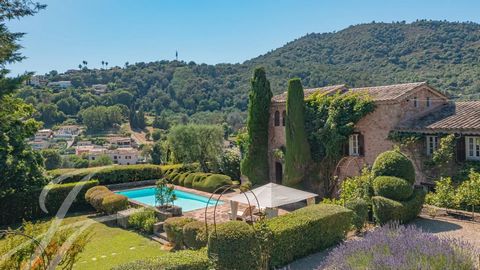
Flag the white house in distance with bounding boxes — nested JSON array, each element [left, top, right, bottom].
[[34, 129, 53, 140], [47, 81, 72, 89], [76, 145, 141, 165]]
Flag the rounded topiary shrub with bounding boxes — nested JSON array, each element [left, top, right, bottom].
[[164, 217, 196, 248], [373, 176, 413, 201], [372, 150, 415, 184], [101, 193, 128, 214], [89, 189, 111, 211], [178, 172, 190, 187], [208, 221, 260, 270], [183, 173, 196, 188], [183, 221, 207, 250], [193, 174, 233, 193], [345, 198, 369, 231], [85, 185, 108, 203]]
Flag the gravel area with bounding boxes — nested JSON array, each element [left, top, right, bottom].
[[285, 215, 480, 270]]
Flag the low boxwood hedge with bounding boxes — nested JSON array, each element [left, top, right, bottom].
[[183, 221, 207, 250], [208, 221, 260, 270], [164, 217, 196, 248], [373, 176, 413, 201], [47, 164, 184, 185], [183, 173, 196, 188], [192, 174, 233, 193], [371, 150, 415, 184], [43, 180, 99, 214], [345, 198, 369, 231], [372, 189, 426, 224], [266, 203, 353, 267], [112, 249, 209, 270], [85, 185, 128, 214]]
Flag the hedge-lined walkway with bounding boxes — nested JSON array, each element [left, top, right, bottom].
[[286, 215, 480, 270]]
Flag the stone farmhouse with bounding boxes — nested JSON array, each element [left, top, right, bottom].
[[268, 82, 480, 186]]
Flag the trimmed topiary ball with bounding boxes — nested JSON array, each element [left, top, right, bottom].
[[183, 221, 207, 250], [373, 176, 413, 201], [85, 185, 108, 203], [372, 150, 415, 184], [183, 173, 196, 188], [101, 193, 128, 214], [208, 221, 260, 270]]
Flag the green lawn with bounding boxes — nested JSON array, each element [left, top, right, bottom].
[[1, 213, 166, 270]]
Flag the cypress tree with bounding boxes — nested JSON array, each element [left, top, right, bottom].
[[240, 67, 272, 185], [283, 78, 311, 187]]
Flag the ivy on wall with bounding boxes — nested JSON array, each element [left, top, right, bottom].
[[304, 91, 375, 194]]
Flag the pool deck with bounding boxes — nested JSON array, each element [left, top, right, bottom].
[[116, 184, 292, 224]]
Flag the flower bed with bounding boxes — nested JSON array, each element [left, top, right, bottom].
[[321, 224, 478, 270]]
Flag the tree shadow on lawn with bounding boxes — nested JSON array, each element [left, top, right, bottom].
[[410, 217, 463, 234]]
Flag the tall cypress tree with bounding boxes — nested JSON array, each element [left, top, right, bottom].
[[284, 78, 311, 187], [240, 67, 272, 185]]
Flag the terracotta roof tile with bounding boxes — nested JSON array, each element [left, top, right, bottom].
[[271, 85, 346, 103], [395, 101, 480, 133], [271, 82, 433, 103]]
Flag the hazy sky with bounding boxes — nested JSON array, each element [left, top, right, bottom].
[[6, 0, 480, 75]]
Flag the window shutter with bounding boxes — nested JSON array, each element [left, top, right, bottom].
[[456, 136, 466, 162], [358, 133, 365, 156]]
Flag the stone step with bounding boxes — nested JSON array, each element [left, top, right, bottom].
[[153, 221, 165, 234], [151, 235, 170, 245]]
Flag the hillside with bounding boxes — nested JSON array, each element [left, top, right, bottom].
[[24, 20, 480, 128]]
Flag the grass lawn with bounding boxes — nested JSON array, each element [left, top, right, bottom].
[[1, 212, 166, 270]]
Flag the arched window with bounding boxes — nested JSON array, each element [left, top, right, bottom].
[[274, 111, 280, 126], [282, 111, 286, 126]]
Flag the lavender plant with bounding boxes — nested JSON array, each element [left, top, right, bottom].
[[321, 223, 478, 270]]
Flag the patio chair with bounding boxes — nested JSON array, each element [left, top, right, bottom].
[[229, 205, 257, 221]]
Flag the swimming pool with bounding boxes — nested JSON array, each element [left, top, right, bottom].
[[116, 187, 222, 212]]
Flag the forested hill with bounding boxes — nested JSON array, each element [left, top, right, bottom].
[[41, 20, 480, 120]]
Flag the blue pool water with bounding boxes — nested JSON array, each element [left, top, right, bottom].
[[116, 187, 222, 212]]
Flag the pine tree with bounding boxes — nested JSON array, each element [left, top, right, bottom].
[[240, 67, 272, 185], [283, 78, 311, 187]]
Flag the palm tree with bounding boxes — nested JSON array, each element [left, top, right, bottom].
[[105, 61, 108, 69], [82, 60, 88, 69], [78, 64, 82, 69], [125, 62, 129, 68], [101, 60, 105, 69]]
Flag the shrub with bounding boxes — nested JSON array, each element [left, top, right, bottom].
[[220, 148, 241, 180], [425, 177, 456, 209], [321, 224, 477, 270], [345, 198, 369, 231], [88, 189, 111, 212], [112, 249, 209, 270], [47, 164, 172, 184], [183, 173, 196, 188], [338, 168, 374, 205], [85, 185, 108, 203], [172, 173, 183, 185], [208, 221, 260, 270], [193, 174, 233, 193], [372, 150, 415, 184], [177, 173, 190, 186], [164, 217, 196, 248], [128, 208, 158, 233], [42, 180, 98, 213], [183, 221, 207, 250], [373, 176, 413, 201], [266, 203, 353, 267], [372, 189, 426, 224], [101, 194, 128, 214]]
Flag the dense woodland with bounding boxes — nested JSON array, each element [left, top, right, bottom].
[[20, 20, 480, 128]]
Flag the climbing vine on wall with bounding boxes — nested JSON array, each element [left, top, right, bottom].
[[304, 91, 375, 194]]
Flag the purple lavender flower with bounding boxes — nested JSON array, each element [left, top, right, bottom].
[[320, 223, 478, 270]]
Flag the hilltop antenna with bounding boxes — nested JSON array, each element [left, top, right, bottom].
[[175, 50, 178, 61]]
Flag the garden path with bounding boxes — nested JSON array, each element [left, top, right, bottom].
[[285, 215, 480, 270]]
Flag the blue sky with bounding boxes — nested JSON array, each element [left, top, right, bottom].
[[6, 0, 480, 75]]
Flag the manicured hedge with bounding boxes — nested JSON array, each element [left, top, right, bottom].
[[47, 164, 184, 185], [43, 180, 99, 214], [345, 198, 369, 231], [208, 221, 260, 270], [192, 174, 233, 193], [0, 180, 99, 225], [183, 221, 207, 250], [372, 150, 415, 184], [128, 208, 158, 233], [112, 249, 209, 270], [164, 217, 196, 248], [85, 185, 128, 214], [183, 173, 196, 188], [266, 203, 353, 267], [373, 176, 413, 201], [372, 189, 426, 224]]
